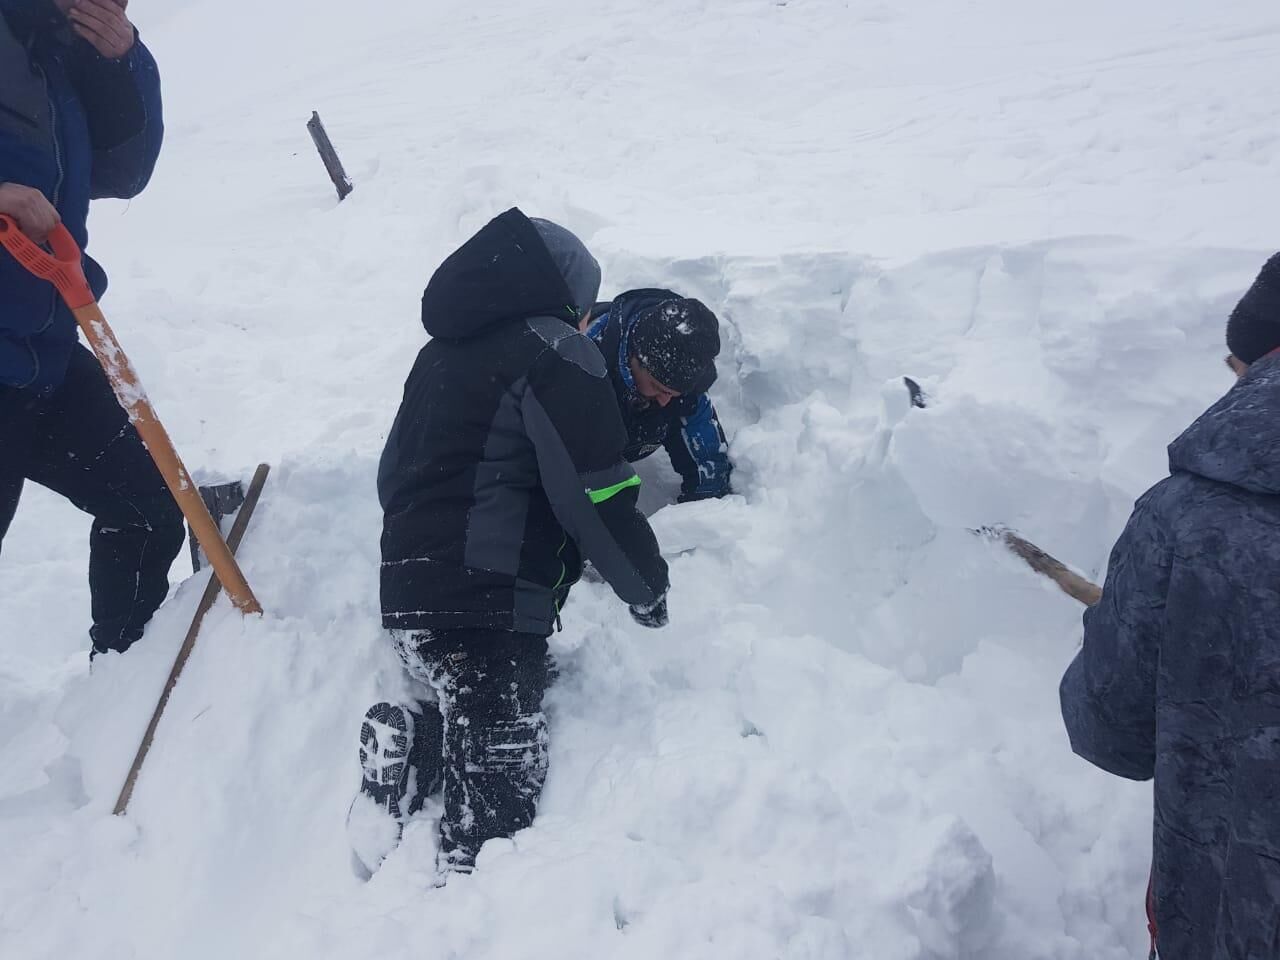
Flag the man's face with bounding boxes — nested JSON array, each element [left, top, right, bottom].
[[1226, 354, 1249, 379], [629, 355, 681, 408]]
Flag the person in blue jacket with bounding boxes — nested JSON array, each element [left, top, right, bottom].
[[0, 0, 182, 656], [583, 288, 733, 502], [1060, 253, 1280, 959]]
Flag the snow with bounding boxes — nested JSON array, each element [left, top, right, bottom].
[[2, 0, 1277, 957]]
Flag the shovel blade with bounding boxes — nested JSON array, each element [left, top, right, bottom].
[[188, 479, 246, 573]]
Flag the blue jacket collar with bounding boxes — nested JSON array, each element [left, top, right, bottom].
[[586, 309, 639, 396]]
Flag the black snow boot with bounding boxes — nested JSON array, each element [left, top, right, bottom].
[[346, 701, 444, 878]]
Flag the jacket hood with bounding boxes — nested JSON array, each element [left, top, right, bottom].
[[1168, 353, 1280, 495], [529, 218, 601, 320], [420, 208, 599, 340]]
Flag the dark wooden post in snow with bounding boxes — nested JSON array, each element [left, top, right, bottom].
[[307, 111, 353, 201]]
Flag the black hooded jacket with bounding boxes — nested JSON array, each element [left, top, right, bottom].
[[378, 209, 669, 634]]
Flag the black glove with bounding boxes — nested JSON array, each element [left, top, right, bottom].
[[629, 592, 669, 629]]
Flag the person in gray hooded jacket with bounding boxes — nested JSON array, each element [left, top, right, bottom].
[[1061, 252, 1280, 959], [349, 208, 669, 880]]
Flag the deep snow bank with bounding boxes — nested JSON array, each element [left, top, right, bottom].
[[2, 240, 1262, 959], [5, 0, 1279, 954]]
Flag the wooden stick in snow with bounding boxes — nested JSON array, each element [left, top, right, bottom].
[[307, 111, 353, 201], [975, 525, 1102, 607], [114, 463, 272, 816]]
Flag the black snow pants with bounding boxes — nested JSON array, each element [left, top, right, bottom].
[[393, 628, 551, 872], [0, 344, 185, 653]]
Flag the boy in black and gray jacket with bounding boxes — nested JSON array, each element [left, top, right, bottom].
[[349, 208, 669, 880]]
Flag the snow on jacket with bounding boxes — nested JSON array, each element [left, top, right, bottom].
[[0, 0, 163, 393], [378, 208, 669, 635], [1060, 353, 1280, 960], [586, 288, 732, 501]]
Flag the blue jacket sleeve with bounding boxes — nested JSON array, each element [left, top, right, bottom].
[[68, 36, 163, 200], [664, 393, 733, 502], [1059, 488, 1171, 781]]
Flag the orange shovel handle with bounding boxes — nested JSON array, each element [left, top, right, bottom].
[[0, 216, 95, 309], [0, 213, 262, 616]]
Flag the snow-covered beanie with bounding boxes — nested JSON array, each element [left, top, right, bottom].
[[629, 298, 720, 395], [1227, 253, 1280, 364], [530, 218, 601, 318]]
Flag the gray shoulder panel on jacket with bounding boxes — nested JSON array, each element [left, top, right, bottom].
[[525, 316, 607, 378]]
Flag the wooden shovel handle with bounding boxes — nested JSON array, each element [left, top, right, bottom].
[[75, 301, 262, 614], [976, 525, 1102, 607], [0, 215, 261, 615]]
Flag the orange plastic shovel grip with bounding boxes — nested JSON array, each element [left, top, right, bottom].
[[0, 216, 95, 309]]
